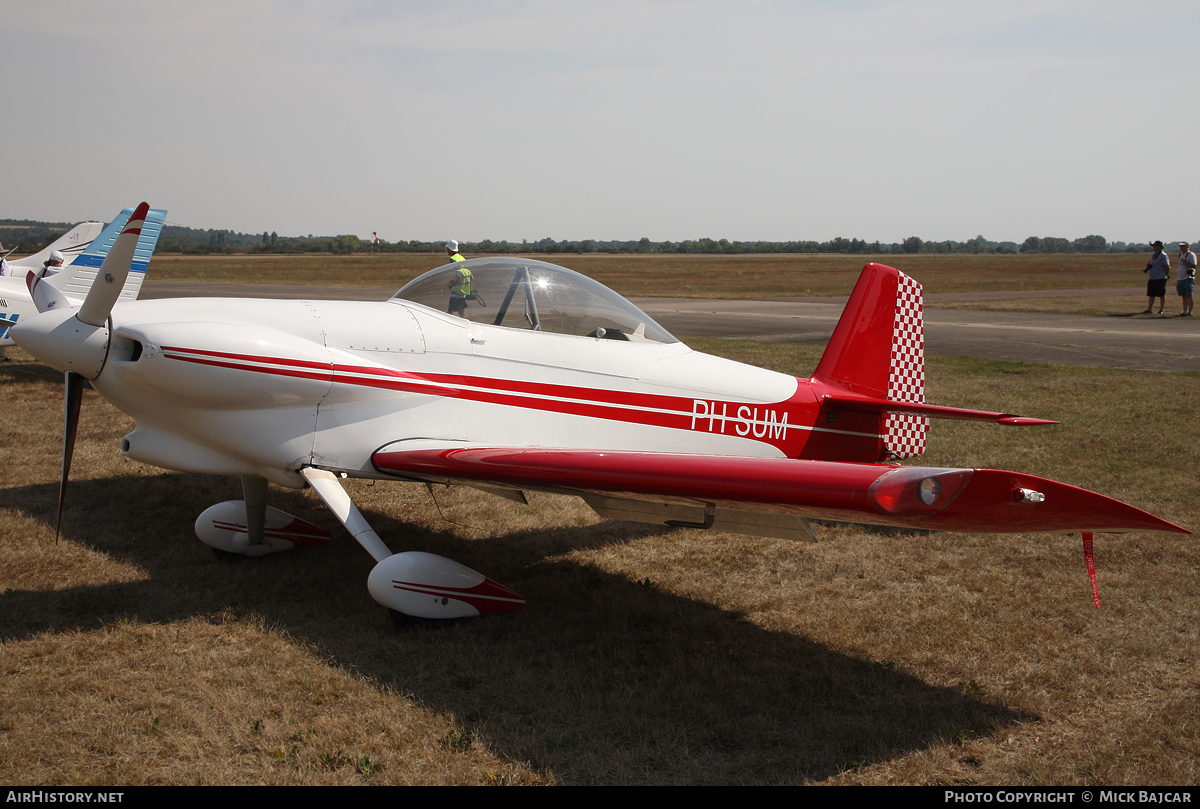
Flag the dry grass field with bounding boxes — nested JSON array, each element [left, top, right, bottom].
[[1, 322, 1197, 785], [146, 252, 1150, 301]]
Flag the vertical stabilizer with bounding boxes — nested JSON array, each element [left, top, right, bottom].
[[56, 207, 167, 301], [7, 222, 105, 269], [811, 263, 928, 458]]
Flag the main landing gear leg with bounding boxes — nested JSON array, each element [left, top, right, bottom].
[[241, 475, 268, 549], [298, 468, 525, 626], [298, 468, 391, 562], [194, 477, 331, 558]]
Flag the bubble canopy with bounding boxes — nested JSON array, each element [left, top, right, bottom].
[[392, 257, 678, 344]]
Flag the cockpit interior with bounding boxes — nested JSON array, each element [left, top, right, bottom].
[[392, 257, 678, 344]]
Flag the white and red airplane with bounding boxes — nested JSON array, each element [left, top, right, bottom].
[[11, 203, 1188, 626]]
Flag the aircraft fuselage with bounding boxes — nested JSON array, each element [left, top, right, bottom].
[[95, 296, 858, 488]]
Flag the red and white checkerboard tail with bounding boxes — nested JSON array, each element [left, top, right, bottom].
[[882, 271, 927, 459], [811, 263, 927, 459]]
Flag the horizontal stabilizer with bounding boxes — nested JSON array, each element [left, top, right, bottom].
[[818, 392, 1060, 426]]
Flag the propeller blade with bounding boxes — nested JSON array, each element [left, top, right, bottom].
[[56, 371, 84, 542], [77, 201, 149, 327], [26, 269, 73, 314]]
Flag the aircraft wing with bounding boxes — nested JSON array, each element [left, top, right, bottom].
[[372, 445, 1188, 536]]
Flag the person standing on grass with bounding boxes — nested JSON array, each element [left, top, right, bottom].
[[445, 240, 471, 317], [1177, 242, 1197, 317], [1144, 240, 1171, 314]]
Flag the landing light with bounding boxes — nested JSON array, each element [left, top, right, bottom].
[[918, 477, 941, 505], [868, 467, 973, 518]]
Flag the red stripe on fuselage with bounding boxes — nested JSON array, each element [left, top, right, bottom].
[[159, 347, 825, 453], [161, 345, 334, 371], [163, 352, 334, 384]]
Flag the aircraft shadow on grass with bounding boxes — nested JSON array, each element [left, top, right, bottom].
[[0, 355, 68, 386], [1, 473, 1031, 783]]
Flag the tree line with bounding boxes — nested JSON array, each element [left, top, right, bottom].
[[139, 227, 1200, 256], [2, 219, 1189, 256], [0, 220, 78, 253]]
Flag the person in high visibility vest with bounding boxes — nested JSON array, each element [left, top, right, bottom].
[[445, 240, 471, 317]]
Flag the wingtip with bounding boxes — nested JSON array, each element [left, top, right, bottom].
[[1148, 518, 1192, 536]]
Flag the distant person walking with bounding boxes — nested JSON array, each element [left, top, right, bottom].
[[1177, 242, 1196, 317], [1144, 240, 1170, 314]]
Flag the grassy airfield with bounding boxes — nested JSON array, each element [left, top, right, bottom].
[[1, 254, 1197, 785], [147, 251, 1154, 314]]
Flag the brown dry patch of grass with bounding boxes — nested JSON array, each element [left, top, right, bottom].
[[0, 619, 541, 785], [2, 342, 1198, 785], [0, 350, 551, 786], [146, 252, 1150, 300]]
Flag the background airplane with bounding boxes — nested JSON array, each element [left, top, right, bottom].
[[4, 220, 105, 268], [10, 203, 1188, 627], [0, 206, 167, 345]]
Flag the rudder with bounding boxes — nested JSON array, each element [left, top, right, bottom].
[[883, 271, 927, 458]]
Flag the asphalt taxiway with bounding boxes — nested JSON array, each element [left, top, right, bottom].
[[140, 281, 1200, 373]]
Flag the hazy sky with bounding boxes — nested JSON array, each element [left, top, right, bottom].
[[3, 1, 1196, 244]]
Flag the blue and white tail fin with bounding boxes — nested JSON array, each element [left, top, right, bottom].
[[26, 203, 154, 319], [810, 262, 928, 459], [51, 207, 167, 302], [17, 208, 167, 301]]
